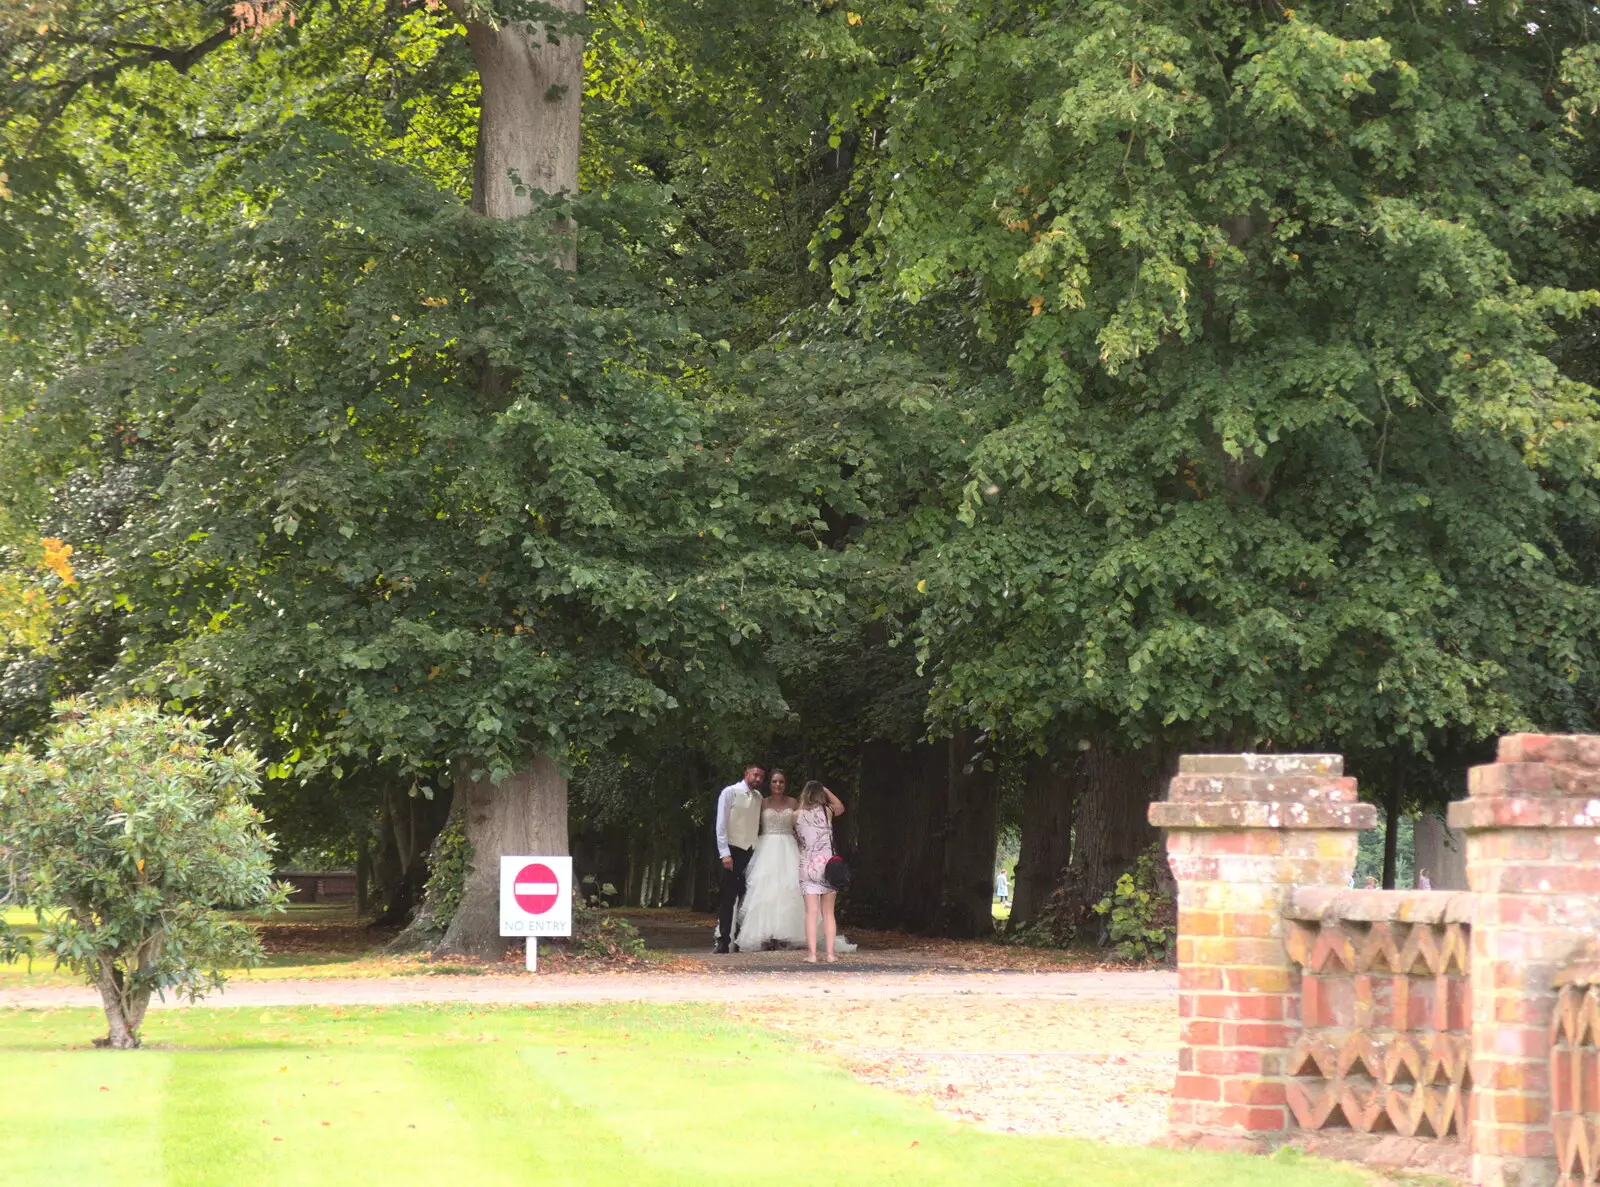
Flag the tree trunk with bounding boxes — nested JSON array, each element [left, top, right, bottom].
[[852, 739, 946, 930], [93, 959, 153, 1049], [691, 820, 718, 914], [424, 2, 582, 961], [1382, 780, 1401, 890], [930, 729, 1001, 938], [370, 786, 449, 926], [666, 757, 704, 908], [623, 832, 642, 906], [668, 823, 698, 908], [452, 0, 582, 229], [95, 978, 138, 1049], [371, 792, 403, 916], [392, 786, 415, 880], [1011, 751, 1074, 930], [1412, 811, 1467, 890], [1057, 742, 1168, 934], [437, 756, 568, 958], [355, 836, 371, 917], [690, 753, 720, 914], [598, 828, 630, 902]]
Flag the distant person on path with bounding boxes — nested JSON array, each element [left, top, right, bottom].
[[995, 869, 1010, 906], [1417, 868, 1432, 890], [795, 781, 846, 964], [714, 763, 765, 953]]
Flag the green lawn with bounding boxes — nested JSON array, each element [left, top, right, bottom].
[[0, 1004, 1364, 1187]]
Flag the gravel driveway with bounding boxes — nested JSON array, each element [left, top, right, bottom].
[[0, 967, 1175, 1008]]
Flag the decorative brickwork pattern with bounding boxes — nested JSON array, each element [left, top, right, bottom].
[[1450, 734, 1600, 1187], [1552, 949, 1600, 1187], [1159, 737, 1600, 1183], [1150, 754, 1375, 1148], [1281, 890, 1473, 1143]]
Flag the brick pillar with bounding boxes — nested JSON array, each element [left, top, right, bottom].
[[1151, 753, 1375, 1150], [1450, 734, 1600, 1187]]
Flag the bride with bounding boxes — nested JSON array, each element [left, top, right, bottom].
[[734, 770, 853, 954], [732, 770, 806, 950]]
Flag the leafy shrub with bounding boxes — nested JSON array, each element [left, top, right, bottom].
[[564, 877, 647, 960], [566, 901, 648, 960], [0, 700, 286, 1047], [1004, 865, 1099, 948], [1005, 907, 1076, 949], [1091, 847, 1175, 962]]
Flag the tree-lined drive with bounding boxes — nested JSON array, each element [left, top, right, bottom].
[[5, 0, 1600, 946]]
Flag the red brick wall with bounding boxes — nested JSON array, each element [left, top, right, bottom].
[[1281, 888, 1473, 1146], [1156, 737, 1600, 1186], [1451, 735, 1600, 1187], [1151, 754, 1373, 1150]]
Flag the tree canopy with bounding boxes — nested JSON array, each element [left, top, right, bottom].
[[6, 0, 1600, 928], [828, 0, 1600, 755]]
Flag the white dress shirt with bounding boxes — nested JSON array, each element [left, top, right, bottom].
[[715, 779, 759, 858]]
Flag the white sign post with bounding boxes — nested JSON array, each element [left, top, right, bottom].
[[499, 856, 573, 972]]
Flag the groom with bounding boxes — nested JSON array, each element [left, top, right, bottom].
[[713, 763, 765, 954]]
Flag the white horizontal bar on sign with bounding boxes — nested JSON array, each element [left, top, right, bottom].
[[515, 882, 560, 895]]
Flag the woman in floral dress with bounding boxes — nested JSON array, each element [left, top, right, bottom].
[[794, 780, 846, 963]]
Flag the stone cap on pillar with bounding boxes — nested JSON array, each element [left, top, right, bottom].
[[1149, 752, 1376, 830], [1450, 733, 1600, 831]]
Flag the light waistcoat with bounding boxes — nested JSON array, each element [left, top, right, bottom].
[[726, 788, 762, 850]]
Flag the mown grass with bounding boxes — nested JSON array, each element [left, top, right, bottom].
[[0, 1003, 1367, 1187]]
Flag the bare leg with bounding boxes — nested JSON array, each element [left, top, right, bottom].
[[804, 894, 820, 961], [823, 892, 838, 962]]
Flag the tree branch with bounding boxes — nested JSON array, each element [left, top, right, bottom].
[[23, 25, 235, 156]]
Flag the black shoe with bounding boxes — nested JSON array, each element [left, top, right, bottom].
[[714, 939, 730, 954]]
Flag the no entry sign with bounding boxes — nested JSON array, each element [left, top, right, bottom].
[[499, 855, 573, 938], [513, 862, 560, 915]]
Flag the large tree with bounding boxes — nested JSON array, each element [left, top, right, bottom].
[[667, 0, 1600, 910], [14, 0, 1600, 946], [1, 0, 837, 954], [421, 0, 585, 955]]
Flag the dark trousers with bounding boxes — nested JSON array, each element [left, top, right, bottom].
[[717, 845, 753, 945]]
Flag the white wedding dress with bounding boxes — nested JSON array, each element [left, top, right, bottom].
[[733, 806, 855, 953]]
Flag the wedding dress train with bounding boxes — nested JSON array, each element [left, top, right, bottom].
[[733, 807, 855, 953]]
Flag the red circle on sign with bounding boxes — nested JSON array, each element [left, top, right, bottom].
[[513, 862, 560, 915]]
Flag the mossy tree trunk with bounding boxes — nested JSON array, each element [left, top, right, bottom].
[[437, 758, 569, 958]]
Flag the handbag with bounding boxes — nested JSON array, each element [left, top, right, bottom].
[[824, 855, 851, 890], [823, 810, 851, 890]]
